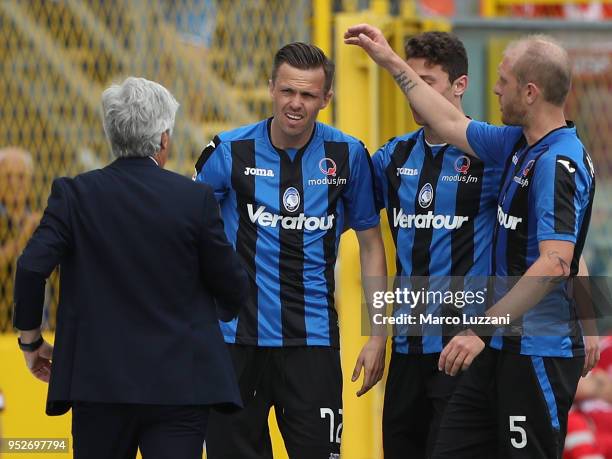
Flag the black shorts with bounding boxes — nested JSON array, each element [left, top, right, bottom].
[[433, 346, 583, 459], [383, 352, 462, 459], [205, 345, 342, 459]]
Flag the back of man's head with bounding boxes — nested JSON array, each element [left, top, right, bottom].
[[271, 42, 335, 93], [101, 77, 179, 159], [505, 35, 571, 107], [404, 31, 468, 83]]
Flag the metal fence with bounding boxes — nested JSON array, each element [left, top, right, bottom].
[[0, 0, 311, 332]]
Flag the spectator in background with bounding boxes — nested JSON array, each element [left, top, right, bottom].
[[564, 330, 612, 459], [0, 148, 40, 330]]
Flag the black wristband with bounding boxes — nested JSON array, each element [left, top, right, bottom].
[[18, 335, 44, 352]]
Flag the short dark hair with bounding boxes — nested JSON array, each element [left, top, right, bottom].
[[404, 32, 468, 83], [271, 42, 335, 93]]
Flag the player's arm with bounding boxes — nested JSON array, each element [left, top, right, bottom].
[[439, 239, 575, 376], [198, 186, 250, 322], [486, 149, 593, 327], [352, 226, 388, 397], [441, 149, 593, 375], [344, 143, 388, 396], [486, 239, 574, 322], [574, 256, 600, 376], [344, 24, 473, 155]]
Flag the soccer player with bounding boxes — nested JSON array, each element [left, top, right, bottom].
[[194, 42, 387, 459], [346, 25, 596, 458], [371, 32, 502, 458]]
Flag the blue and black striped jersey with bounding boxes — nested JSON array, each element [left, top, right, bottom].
[[194, 118, 379, 347], [467, 120, 595, 357], [372, 128, 503, 354]]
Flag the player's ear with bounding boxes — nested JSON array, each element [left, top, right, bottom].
[[524, 82, 539, 105], [321, 89, 333, 109], [160, 130, 169, 150], [268, 78, 275, 96], [453, 75, 468, 98]]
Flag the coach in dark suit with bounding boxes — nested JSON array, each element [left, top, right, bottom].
[[12, 77, 249, 459]]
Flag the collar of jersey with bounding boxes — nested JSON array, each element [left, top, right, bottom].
[[524, 120, 576, 149], [418, 128, 449, 157], [266, 117, 318, 162]]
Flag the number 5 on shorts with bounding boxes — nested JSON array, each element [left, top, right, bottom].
[[509, 415, 527, 449]]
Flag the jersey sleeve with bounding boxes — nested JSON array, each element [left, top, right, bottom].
[[343, 142, 380, 231], [532, 150, 593, 244], [466, 120, 523, 168], [194, 135, 230, 202], [371, 141, 391, 212]]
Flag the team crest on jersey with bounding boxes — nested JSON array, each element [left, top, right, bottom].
[[319, 158, 337, 176], [418, 183, 434, 209], [283, 187, 300, 213], [454, 156, 471, 174]]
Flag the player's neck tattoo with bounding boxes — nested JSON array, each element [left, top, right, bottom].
[[393, 71, 418, 95]]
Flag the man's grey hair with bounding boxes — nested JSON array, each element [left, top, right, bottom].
[[101, 77, 179, 158]]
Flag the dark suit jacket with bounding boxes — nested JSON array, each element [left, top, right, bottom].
[[13, 157, 248, 415]]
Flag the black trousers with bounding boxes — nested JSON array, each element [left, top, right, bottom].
[[206, 345, 343, 459], [383, 352, 462, 459], [71, 402, 209, 459], [432, 347, 583, 459]]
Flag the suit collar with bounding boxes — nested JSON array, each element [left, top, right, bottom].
[[110, 157, 160, 168]]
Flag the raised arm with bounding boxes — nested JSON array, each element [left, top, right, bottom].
[[344, 24, 473, 155]]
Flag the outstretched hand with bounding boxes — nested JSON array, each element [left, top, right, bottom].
[[352, 336, 387, 397], [343, 24, 399, 70]]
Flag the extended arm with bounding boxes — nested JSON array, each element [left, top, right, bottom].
[[344, 24, 473, 155]]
